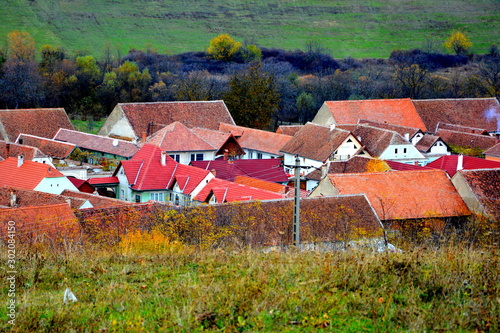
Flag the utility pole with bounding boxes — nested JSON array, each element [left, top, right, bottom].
[[293, 155, 300, 247]]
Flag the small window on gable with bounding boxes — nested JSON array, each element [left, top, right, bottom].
[[403, 148, 407, 154], [347, 138, 353, 143], [395, 148, 398, 154]]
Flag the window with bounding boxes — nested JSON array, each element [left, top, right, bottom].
[[257, 153, 263, 159], [248, 151, 253, 159], [121, 189, 125, 199], [403, 148, 407, 154], [151, 192, 164, 201], [169, 154, 180, 162], [395, 148, 398, 154], [190, 153, 204, 161], [135, 195, 141, 203]]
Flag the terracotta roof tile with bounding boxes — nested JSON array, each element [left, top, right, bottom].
[[0, 141, 47, 160], [357, 119, 422, 139], [219, 123, 292, 156], [0, 108, 74, 142], [325, 169, 470, 220], [484, 142, 500, 157], [339, 124, 408, 157], [191, 127, 245, 156], [320, 98, 427, 131], [54, 129, 139, 158], [456, 169, 500, 221], [234, 175, 288, 194], [195, 178, 284, 203], [280, 123, 352, 162], [414, 134, 442, 152], [0, 186, 88, 209], [276, 125, 304, 136], [385, 160, 435, 171], [146, 122, 215, 152], [426, 155, 500, 177], [306, 156, 388, 181], [16, 133, 75, 159], [436, 122, 489, 135], [0, 157, 65, 190], [412, 98, 500, 133], [436, 129, 498, 150], [60, 189, 132, 208]]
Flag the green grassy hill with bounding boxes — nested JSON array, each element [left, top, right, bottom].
[[1, 0, 499, 58]]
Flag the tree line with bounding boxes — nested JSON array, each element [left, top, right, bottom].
[[0, 31, 498, 129]]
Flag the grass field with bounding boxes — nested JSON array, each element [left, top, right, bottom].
[[1, 0, 499, 59], [0, 243, 498, 332]]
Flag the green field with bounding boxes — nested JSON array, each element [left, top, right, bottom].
[[1, 0, 499, 58]]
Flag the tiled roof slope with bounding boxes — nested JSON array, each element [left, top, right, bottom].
[[385, 160, 435, 171], [191, 159, 289, 183], [326, 170, 470, 220], [54, 129, 139, 158], [120, 100, 235, 135], [0, 108, 74, 142], [234, 175, 288, 194], [219, 123, 292, 156], [357, 119, 422, 139], [484, 142, 500, 157], [195, 178, 284, 203], [60, 189, 132, 208], [436, 129, 498, 150], [16, 133, 75, 159], [280, 123, 352, 162], [0, 186, 87, 209], [191, 127, 245, 156], [276, 125, 303, 136], [0, 141, 47, 160], [0, 157, 64, 190], [426, 155, 500, 177], [147, 122, 215, 152], [415, 134, 442, 152], [306, 156, 384, 181], [412, 98, 500, 133], [321, 98, 427, 131], [436, 122, 489, 135], [456, 169, 500, 221]]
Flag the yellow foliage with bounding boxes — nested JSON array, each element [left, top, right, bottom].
[[366, 159, 391, 172], [7, 30, 36, 62], [208, 34, 242, 61], [443, 31, 472, 55], [118, 228, 186, 255]]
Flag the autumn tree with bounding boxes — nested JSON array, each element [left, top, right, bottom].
[[393, 64, 430, 98], [443, 31, 472, 56], [295, 91, 316, 124], [208, 34, 242, 62], [174, 70, 224, 101], [223, 62, 281, 129]]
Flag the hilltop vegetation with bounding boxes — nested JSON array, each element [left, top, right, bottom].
[[1, 0, 499, 58]]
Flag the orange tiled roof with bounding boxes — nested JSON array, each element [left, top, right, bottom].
[[147, 122, 215, 152], [234, 175, 288, 194], [326, 169, 470, 220], [0, 108, 74, 142], [276, 125, 304, 136], [306, 156, 384, 181], [0, 186, 88, 209], [0, 157, 65, 190], [0, 141, 47, 160], [195, 178, 284, 203], [16, 133, 75, 159], [219, 123, 292, 156], [322, 99, 427, 131]]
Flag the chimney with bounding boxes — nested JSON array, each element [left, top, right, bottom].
[[66, 198, 71, 207], [17, 154, 24, 167], [223, 149, 229, 161], [321, 163, 328, 179], [457, 154, 464, 171], [160, 151, 167, 166], [211, 169, 217, 177], [141, 132, 147, 143], [5, 143, 10, 158], [9, 192, 16, 207], [404, 133, 410, 141]]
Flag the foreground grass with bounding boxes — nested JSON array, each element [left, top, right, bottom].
[[1, 244, 498, 332]]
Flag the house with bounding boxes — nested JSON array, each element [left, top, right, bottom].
[[338, 124, 427, 166], [280, 122, 370, 178], [0, 141, 51, 164], [309, 169, 470, 224], [484, 142, 500, 162], [146, 122, 244, 164], [219, 123, 293, 159], [412, 98, 500, 134], [0, 108, 74, 142], [67, 176, 97, 194], [113, 144, 214, 205], [451, 169, 500, 222], [0, 156, 79, 195], [357, 119, 425, 144], [312, 98, 427, 131], [435, 129, 498, 151], [15, 133, 76, 160], [426, 154, 500, 177], [98, 100, 235, 141], [54, 129, 140, 163], [190, 159, 290, 184], [0, 185, 92, 209], [414, 134, 451, 163]]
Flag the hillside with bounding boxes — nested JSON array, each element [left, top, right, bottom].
[[1, 0, 499, 58]]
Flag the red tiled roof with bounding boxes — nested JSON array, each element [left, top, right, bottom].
[[321, 99, 427, 131], [325, 169, 470, 220], [426, 155, 500, 177], [146, 122, 215, 152], [118, 100, 235, 137], [191, 159, 289, 183], [195, 178, 283, 203], [87, 177, 119, 185], [0, 108, 74, 142], [54, 129, 139, 158], [280, 123, 353, 162], [0, 186, 88, 209], [0, 157, 64, 190], [234, 175, 288, 194], [0, 141, 47, 160], [219, 123, 292, 156], [412, 98, 500, 133], [16, 133, 75, 159], [276, 125, 303, 136], [436, 129, 498, 150], [385, 160, 435, 171]]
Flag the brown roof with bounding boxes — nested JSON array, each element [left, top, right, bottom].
[[118, 100, 235, 136], [340, 124, 409, 157], [219, 123, 292, 156], [276, 125, 304, 136], [306, 156, 388, 180], [147, 122, 215, 152], [484, 142, 500, 157], [412, 98, 500, 133], [415, 134, 444, 153], [357, 119, 422, 139], [325, 169, 470, 220], [0, 108, 74, 142], [191, 127, 245, 156], [0, 141, 47, 160], [436, 122, 489, 135], [60, 189, 133, 208], [321, 98, 427, 131], [54, 129, 139, 158], [234, 175, 288, 194], [16, 134, 75, 159], [280, 123, 352, 162], [456, 169, 500, 221], [436, 129, 498, 150], [0, 186, 88, 209]]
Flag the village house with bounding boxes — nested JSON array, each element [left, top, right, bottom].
[[15, 133, 76, 161], [357, 119, 425, 144], [218, 123, 293, 159], [435, 129, 498, 151], [0, 141, 52, 164], [0, 108, 74, 142], [97, 100, 235, 141], [413, 134, 451, 163]]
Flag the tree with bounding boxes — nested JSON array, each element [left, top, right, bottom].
[[393, 64, 430, 98], [174, 70, 224, 101], [7, 30, 35, 62], [208, 34, 242, 62], [295, 91, 316, 124], [443, 31, 472, 56], [224, 62, 280, 129]]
